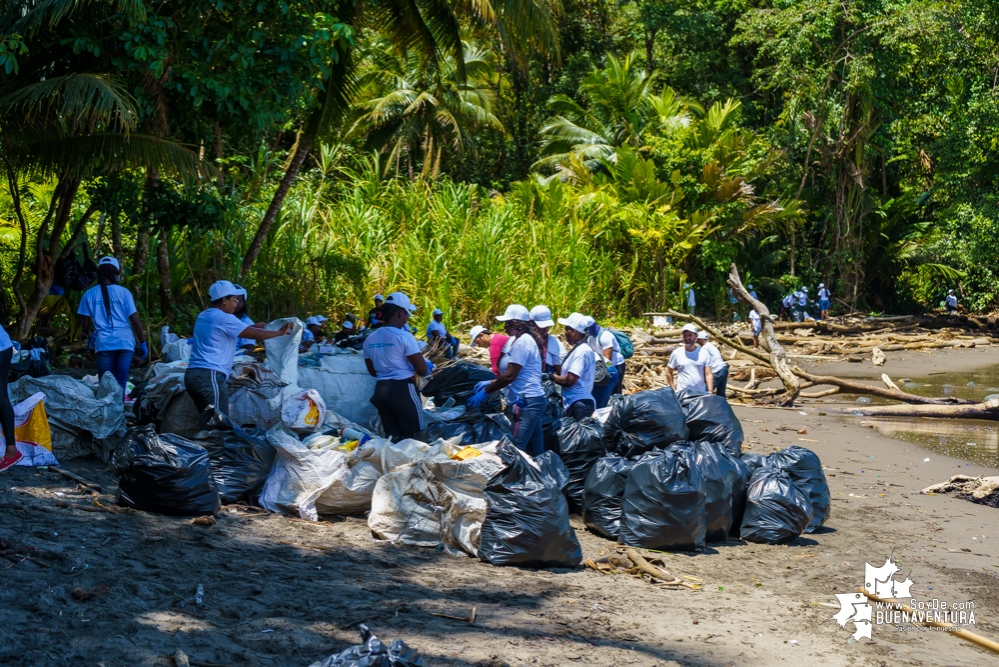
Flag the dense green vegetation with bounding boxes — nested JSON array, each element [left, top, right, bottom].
[[2, 0, 997, 345]]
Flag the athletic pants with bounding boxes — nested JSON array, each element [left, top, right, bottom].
[[370, 378, 425, 442]]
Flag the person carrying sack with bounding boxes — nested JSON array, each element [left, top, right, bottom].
[[77, 257, 147, 395]]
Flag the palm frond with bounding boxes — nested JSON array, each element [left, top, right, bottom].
[[0, 73, 137, 130]]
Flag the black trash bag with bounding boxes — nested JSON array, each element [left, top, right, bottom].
[[478, 439, 583, 568], [416, 412, 512, 445], [541, 377, 564, 452], [202, 426, 276, 504], [581, 455, 635, 540], [741, 453, 768, 472], [728, 453, 750, 539], [114, 426, 221, 516], [739, 465, 813, 544], [767, 445, 830, 533], [682, 440, 743, 542], [682, 394, 744, 457], [555, 417, 607, 512], [618, 447, 706, 551], [421, 361, 501, 409], [604, 387, 688, 458], [313, 624, 426, 667], [536, 450, 570, 492]]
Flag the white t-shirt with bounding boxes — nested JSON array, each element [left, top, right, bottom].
[[749, 310, 762, 332], [302, 328, 315, 342], [946, 294, 957, 307], [363, 326, 422, 381], [560, 343, 594, 408], [189, 308, 251, 375], [498, 333, 544, 402], [818, 288, 830, 301], [589, 329, 624, 366], [782, 294, 794, 308], [77, 285, 137, 352], [701, 342, 727, 373], [797, 291, 808, 306], [0, 324, 11, 352], [426, 320, 447, 339], [237, 315, 255, 348], [668, 346, 709, 394], [546, 334, 564, 368]]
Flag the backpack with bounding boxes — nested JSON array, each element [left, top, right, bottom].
[[610, 330, 634, 360], [54, 244, 98, 292]]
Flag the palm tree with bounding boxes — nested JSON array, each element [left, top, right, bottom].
[[349, 42, 502, 178]]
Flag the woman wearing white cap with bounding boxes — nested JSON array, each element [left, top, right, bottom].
[[233, 285, 262, 354], [553, 313, 595, 419], [77, 257, 147, 394], [367, 294, 385, 329], [529, 305, 563, 374], [946, 289, 958, 313], [818, 283, 830, 320], [467, 304, 545, 456], [0, 323, 19, 471], [300, 316, 325, 351], [426, 308, 458, 359], [363, 292, 432, 441], [696, 331, 728, 397], [334, 320, 354, 343], [585, 318, 625, 404], [186, 281, 292, 425], [468, 326, 508, 376], [666, 324, 713, 397]]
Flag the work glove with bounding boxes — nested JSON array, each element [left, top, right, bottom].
[[87, 332, 96, 352], [511, 397, 526, 411], [425, 360, 436, 374], [136, 342, 148, 361], [473, 380, 491, 393], [466, 388, 488, 409]]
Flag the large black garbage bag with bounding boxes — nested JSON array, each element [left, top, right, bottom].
[[555, 417, 607, 512], [683, 394, 744, 456], [581, 455, 635, 539], [618, 448, 706, 551], [536, 450, 570, 492], [478, 440, 583, 568], [114, 426, 221, 516], [416, 412, 512, 445], [312, 624, 425, 666], [200, 426, 276, 504], [739, 465, 813, 544], [729, 453, 750, 538], [604, 387, 688, 458], [741, 452, 768, 472], [541, 378, 564, 452], [767, 445, 830, 533], [421, 361, 500, 409], [683, 440, 743, 542]]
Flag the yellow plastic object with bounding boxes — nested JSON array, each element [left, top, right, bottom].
[[452, 446, 482, 461], [335, 440, 361, 452]]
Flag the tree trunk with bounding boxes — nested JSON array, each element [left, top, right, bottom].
[[156, 226, 173, 322], [5, 161, 28, 325], [133, 227, 151, 277], [112, 213, 124, 269], [792, 368, 976, 405], [846, 400, 999, 420]]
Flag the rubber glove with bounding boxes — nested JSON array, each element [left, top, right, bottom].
[[87, 332, 96, 352], [425, 360, 436, 374], [473, 380, 491, 393], [136, 342, 148, 361], [466, 388, 488, 408]]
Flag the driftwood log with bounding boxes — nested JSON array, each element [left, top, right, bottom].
[[792, 368, 977, 406], [845, 399, 999, 420]]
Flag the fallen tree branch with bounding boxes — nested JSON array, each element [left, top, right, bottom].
[[625, 549, 696, 589], [843, 399, 999, 420], [792, 368, 976, 405]]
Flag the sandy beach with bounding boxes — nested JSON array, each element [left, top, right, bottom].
[[2, 346, 998, 666]]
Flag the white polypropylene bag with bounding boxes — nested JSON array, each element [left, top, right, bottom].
[[161, 338, 191, 362], [295, 352, 379, 427], [280, 389, 326, 432], [258, 424, 348, 521], [315, 439, 388, 515], [264, 317, 303, 386]]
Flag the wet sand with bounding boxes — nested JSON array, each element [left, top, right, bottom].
[[2, 347, 999, 666]]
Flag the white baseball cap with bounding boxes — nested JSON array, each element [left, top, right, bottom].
[[747, 284, 754, 289], [468, 325, 487, 344], [681, 323, 698, 334], [208, 280, 242, 301], [342, 320, 354, 330], [496, 304, 530, 322], [232, 283, 247, 297], [98, 256, 119, 270], [818, 283, 824, 288], [432, 308, 443, 316], [697, 331, 709, 340], [530, 305, 555, 328], [315, 315, 329, 323], [374, 294, 385, 302], [385, 292, 417, 312], [802, 286, 809, 292], [306, 317, 319, 326], [557, 312, 589, 334]]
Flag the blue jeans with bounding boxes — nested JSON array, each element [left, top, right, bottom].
[[510, 395, 546, 457], [592, 364, 619, 409], [96, 349, 132, 393]]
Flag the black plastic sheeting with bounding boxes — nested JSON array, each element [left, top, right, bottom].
[[541, 378, 565, 452], [554, 417, 607, 512], [581, 455, 635, 540], [114, 426, 221, 516], [199, 426, 276, 504], [618, 448, 706, 551], [478, 440, 583, 568], [682, 440, 745, 542], [536, 450, 570, 493], [313, 624, 426, 666], [421, 361, 501, 410], [739, 465, 813, 544], [740, 453, 768, 472], [416, 412, 512, 445], [767, 446, 830, 533], [603, 388, 688, 458], [682, 394, 744, 457]]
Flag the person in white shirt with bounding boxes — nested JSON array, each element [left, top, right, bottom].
[[300, 316, 325, 352], [467, 304, 546, 456], [233, 286, 262, 354], [749, 309, 762, 349], [796, 286, 810, 322], [425, 308, 458, 359], [529, 305, 563, 374], [945, 289, 958, 313], [585, 318, 625, 406], [553, 313, 595, 419], [666, 323, 713, 397], [0, 324, 18, 471], [780, 292, 794, 321], [817, 283, 831, 320], [363, 292, 432, 440], [686, 283, 696, 315], [186, 281, 291, 425], [77, 257, 147, 394], [696, 331, 729, 398]]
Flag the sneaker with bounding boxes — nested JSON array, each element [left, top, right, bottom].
[[0, 451, 23, 472]]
